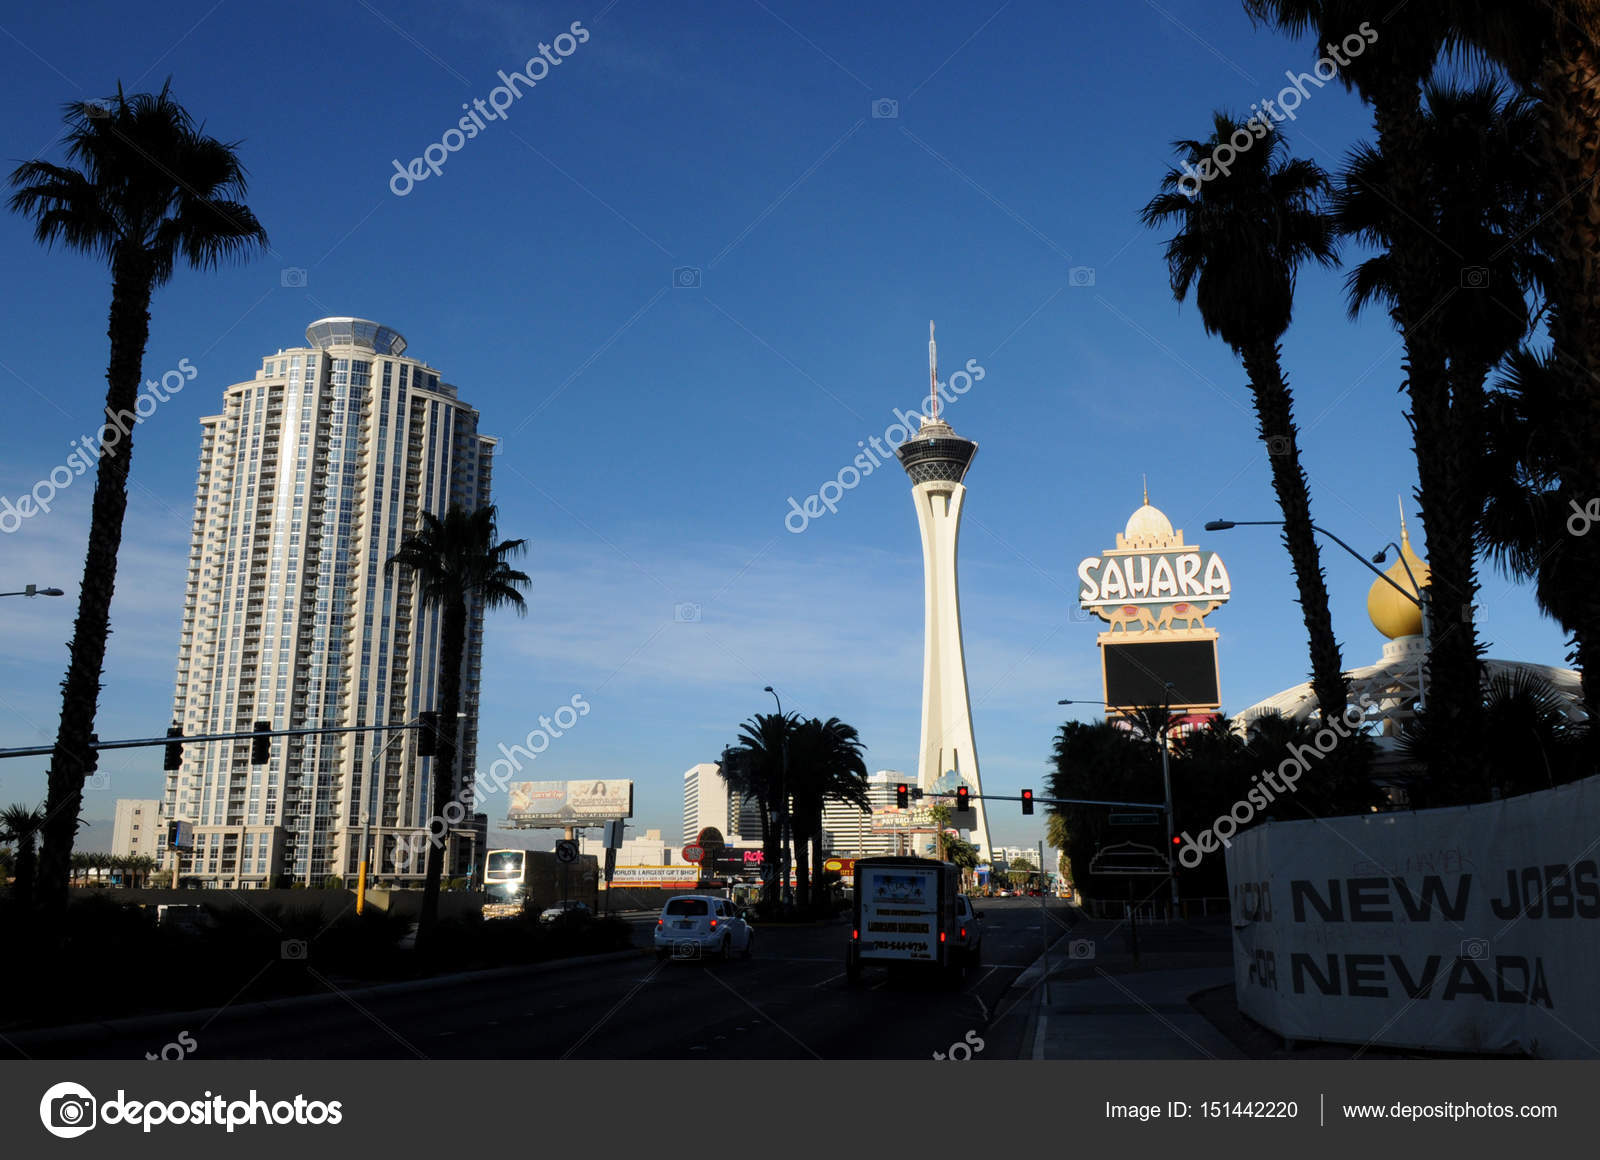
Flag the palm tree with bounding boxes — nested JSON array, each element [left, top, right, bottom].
[[7, 82, 268, 916], [1240, 1, 1496, 792], [732, 713, 796, 912], [786, 717, 870, 913], [1462, 4, 1600, 725], [1479, 349, 1584, 658], [1332, 79, 1548, 793], [386, 503, 529, 947], [133, 853, 158, 888], [1141, 115, 1347, 723], [927, 802, 954, 862], [1403, 669, 1590, 802], [0, 806, 44, 907]]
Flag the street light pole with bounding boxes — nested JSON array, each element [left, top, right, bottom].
[[1059, 690, 1180, 914], [1205, 519, 1424, 608], [0, 585, 65, 598], [764, 686, 790, 910], [1157, 684, 1179, 914]]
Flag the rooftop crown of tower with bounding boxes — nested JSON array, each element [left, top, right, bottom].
[[305, 317, 408, 356], [896, 416, 978, 485], [896, 320, 977, 485]]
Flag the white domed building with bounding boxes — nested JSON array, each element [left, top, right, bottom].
[[1237, 515, 1586, 788]]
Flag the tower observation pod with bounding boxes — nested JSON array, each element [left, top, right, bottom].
[[895, 322, 992, 863]]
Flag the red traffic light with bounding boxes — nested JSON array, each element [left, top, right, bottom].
[[1021, 788, 1034, 815], [895, 783, 909, 808], [955, 786, 970, 812], [1172, 835, 1182, 845]]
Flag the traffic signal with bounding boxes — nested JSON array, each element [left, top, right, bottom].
[[251, 721, 271, 765], [1021, 788, 1034, 815], [956, 786, 970, 812], [163, 725, 184, 772], [896, 783, 909, 809], [417, 711, 440, 757]]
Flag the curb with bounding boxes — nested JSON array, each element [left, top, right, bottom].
[[3, 948, 645, 1053], [1005, 907, 1083, 1059]]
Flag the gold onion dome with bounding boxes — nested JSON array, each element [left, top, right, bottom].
[[1368, 519, 1430, 639]]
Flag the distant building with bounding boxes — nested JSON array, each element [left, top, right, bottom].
[[682, 762, 755, 845], [821, 770, 906, 857], [111, 799, 162, 860], [579, 826, 676, 867]]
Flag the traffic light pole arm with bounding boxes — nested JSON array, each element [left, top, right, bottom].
[[0, 721, 424, 761], [934, 790, 1167, 811]]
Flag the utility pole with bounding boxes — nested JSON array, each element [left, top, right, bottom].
[[1038, 838, 1050, 993]]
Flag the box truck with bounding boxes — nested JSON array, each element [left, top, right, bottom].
[[846, 856, 963, 986]]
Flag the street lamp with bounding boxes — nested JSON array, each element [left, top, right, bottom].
[[1204, 519, 1423, 608], [1, 585, 64, 598], [1059, 685, 1180, 912], [763, 685, 790, 910]]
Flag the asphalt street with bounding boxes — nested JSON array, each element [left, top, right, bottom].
[[14, 898, 1076, 1060]]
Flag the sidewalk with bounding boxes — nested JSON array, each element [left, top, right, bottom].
[[1015, 910, 1243, 1059], [1029, 966, 1241, 1059]]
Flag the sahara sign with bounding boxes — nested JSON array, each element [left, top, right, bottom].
[[1076, 497, 1230, 631], [1077, 549, 1231, 610]]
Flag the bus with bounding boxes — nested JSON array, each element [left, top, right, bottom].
[[483, 849, 530, 918]]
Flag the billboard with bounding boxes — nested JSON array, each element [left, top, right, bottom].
[[1228, 774, 1600, 1058], [506, 779, 634, 826], [602, 865, 699, 889], [1102, 638, 1220, 710], [870, 805, 941, 831]]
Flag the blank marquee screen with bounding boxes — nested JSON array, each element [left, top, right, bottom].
[[1102, 640, 1220, 709]]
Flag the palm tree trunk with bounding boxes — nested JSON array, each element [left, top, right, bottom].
[[1537, 42, 1600, 729], [792, 804, 811, 911], [36, 249, 154, 919], [1238, 341, 1348, 724], [417, 596, 467, 946], [1369, 81, 1487, 795], [810, 813, 824, 910], [16, 840, 36, 906]]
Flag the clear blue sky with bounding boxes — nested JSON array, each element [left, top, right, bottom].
[[0, 1, 1569, 851]]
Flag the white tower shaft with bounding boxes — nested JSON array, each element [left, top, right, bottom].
[[910, 479, 992, 862]]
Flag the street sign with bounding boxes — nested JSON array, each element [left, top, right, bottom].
[[167, 820, 195, 852], [1110, 812, 1160, 826], [681, 844, 705, 863], [554, 839, 579, 864], [1088, 841, 1170, 877]]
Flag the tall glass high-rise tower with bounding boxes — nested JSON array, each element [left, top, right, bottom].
[[163, 318, 496, 887]]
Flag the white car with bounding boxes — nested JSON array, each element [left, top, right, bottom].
[[654, 895, 754, 961], [539, 900, 590, 924], [950, 894, 984, 966]]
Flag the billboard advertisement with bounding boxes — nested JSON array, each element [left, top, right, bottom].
[[1228, 773, 1600, 1058], [602, 865, 699, 889], [870, 805, 941, 831], [1102, 638, 1220, 710], [506, 779, 634, 825]]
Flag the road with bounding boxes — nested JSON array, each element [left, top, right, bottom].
[[15, 898, 1075, 1060]]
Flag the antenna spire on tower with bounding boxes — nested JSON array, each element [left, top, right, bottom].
[[1143, 474, 1149, 506], [1398, 494, 1409, 542], [928, 320, 939, 421]]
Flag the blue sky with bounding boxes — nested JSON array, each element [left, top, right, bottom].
[[0, 1, 1570, 851]]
